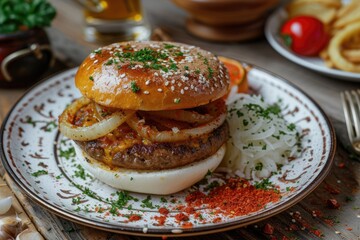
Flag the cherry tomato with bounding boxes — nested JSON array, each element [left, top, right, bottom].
[[280, 16, 329, 56]]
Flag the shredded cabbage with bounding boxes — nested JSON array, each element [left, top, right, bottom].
[[220, 88, 301, 181]]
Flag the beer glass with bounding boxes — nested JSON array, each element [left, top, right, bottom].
[[76, 0, 151, 43]]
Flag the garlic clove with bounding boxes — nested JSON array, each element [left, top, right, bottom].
[[0, 197, 12, 215], [16, 229, 44, 240], [0, 215, 24, 237]]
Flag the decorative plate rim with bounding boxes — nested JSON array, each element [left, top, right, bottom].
[[264, 7, 360, 82], [0, 63, 336, 237]]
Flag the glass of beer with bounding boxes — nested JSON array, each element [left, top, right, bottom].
[[76, 0, 151, 43]]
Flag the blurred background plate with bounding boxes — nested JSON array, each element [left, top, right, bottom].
[[265, 7, 360, 81]]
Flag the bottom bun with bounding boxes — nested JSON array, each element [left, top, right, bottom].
[[73, 142, 226, 195]]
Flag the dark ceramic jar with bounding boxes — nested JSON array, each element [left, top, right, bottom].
[[0, 28, 54, 88]]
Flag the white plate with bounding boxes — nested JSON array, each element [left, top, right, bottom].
[[0, 65, 335, 237], [265, 7, 360, 81]]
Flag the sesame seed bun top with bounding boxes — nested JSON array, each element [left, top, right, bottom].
[[75, 41, 230, 110]]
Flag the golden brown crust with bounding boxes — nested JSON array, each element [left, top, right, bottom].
[[75, 41, 229, 110]]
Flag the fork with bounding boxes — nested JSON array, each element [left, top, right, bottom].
[[341, 90, 360, 153]]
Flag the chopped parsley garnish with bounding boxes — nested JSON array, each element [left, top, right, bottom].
[[89, 76, 94, 81], [244, 103, 281, 119], [130, 81, 140, 93], [31, 170, 48, 177], [169, 63, 178, 71], [83, 187, 96, 198], [208, 67, 213, 78], [254, 178, 273, 190], [287, 123, 296, 131], [175, 51, 183, 56], [59, 147, 75, 160], [72, 197, 81, 205], [174, 98, 181, 104], [105, 59, 114, 65], [204, 180, 220, 191], [243, 119, 249, 126], [255, 163, 263, 171], [141, 196, 155, 209], [74, 164, 91, 180], [184, 66, 189, 70], [164, 43, 175, 49], [205, 169, 213, 177], [160, 197, 168, 203], [195, 69, 201, 74], [93, 49, 101, 54], [110, 190, 138, 212], [109, 205, 118, 215]]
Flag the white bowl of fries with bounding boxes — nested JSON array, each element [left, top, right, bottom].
[[265, 0, 360, 81]]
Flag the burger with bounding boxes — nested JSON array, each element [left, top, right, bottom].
[[58, 41, 230, 195]]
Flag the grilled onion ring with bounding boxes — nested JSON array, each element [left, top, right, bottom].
[[150, 109, 213, 124], [59, 97, 134, 141], [126, 100, 227, 142]]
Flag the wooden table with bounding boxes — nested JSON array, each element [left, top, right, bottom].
[[0, 0, 359, 239]]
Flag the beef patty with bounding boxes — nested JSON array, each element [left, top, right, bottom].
[[74, 122, 228, 170]]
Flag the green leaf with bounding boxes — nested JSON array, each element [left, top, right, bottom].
[[281, 34, 292, 47], [0, 23, 18, 33], [0, 0, 56, 34]]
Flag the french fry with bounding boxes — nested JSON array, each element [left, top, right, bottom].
[[288, 0, 341, 9], [324, 58, 335, 68], [343, 37, 360, 49], [333, 4, 360, 29], [336, 0, 359, 19], [329, 22, 360, 72], [343, 49, 360, 63], [320, 48, 330, 60], [287, 3, 337, 25], [286, 0, 360, 73]]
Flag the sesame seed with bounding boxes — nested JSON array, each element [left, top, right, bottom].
[[180, 89, 184, 94], [143, 91, 149, 95], [172, 127, 180, 133], [171, 86, 175, 91], [184, 86, 189, 90], [145, 80, 151, 85], [158, 88, 163, 92], [123, 85, 128, 89], [154, 72, 159, 76], [120, 73, 126, 78]]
